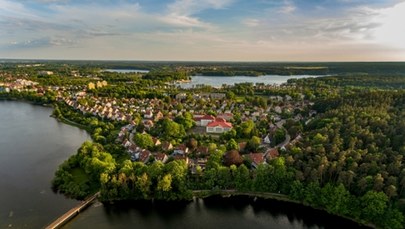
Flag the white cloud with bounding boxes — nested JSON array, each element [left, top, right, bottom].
[[0, 0, 39, 18], [167, 0, 233, 16], [278, 0, 296, 14], [243, 18, 260, 27], [159, 14, 212, 28], [162, 0, 234, 29], [371, 1, 405, 49]]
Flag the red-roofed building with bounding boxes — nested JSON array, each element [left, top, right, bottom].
[[266, 148, 279, 160], [206, 118, 233, 134], [195, 146, 209, 156], [194, 115, 216, 126], [217, 113, 233, 121], [139, 150, 152, 163], [154, 153, 168, 164], [245, 153, 266, 169], [173, 155, 190, 164]]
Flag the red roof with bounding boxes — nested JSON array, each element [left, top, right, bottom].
[[266, 148, 279, 159], [139, 150, 151, 162], [214, 117, 226, 122], [155, 153, 167, 161], [247, 153, 265, 165], [207, 120, 232, 128], [194, 115, 216, 121]]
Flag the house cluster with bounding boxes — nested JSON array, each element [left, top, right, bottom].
[[116, 122, 285, 172], [88, 81, 108, 90], [175, 92, 226, 100], [38, 71, 54, 76], [64, 96, 133, 122], [117, 124, 209, 173], [0, 79, 39, 92], [61, 88, 314, 137]]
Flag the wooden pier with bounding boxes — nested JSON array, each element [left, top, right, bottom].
[[45, 192, 100, 229]]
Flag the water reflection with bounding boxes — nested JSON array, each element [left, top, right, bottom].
[[67, 196, 371, 229]]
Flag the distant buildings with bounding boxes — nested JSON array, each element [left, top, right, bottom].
[[38, 71, 54, 76]]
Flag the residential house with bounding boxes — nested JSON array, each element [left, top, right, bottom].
[[154, 153, 169, 164], [172, 155, 189, 164], [152, 137, 161, 146], [245, 153, 266, 169], [172, 144, 189, 156], [194, 115, 215, 126], [176, 93, 188, 100], [263, 135, 271, 144], [143, 120, 154, 129], [144, 110, 153, 119], [206, 118, 233, 134], [154, 111, 164, 121], [217, 113, 233, 121], [123, 139, 132, 148], [161, 141, 173, 151], [139, 150, 152, 163], [265, 148, 279, 160], [238, 142, 247, 152], [195, 146, 209, 157]]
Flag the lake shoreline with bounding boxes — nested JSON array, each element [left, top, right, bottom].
[[1, 99, 375, 229]]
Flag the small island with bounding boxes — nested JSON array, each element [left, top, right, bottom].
[[1, 61, 405, 229]]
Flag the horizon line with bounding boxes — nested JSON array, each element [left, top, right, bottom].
[[1, 58, 405, 64]]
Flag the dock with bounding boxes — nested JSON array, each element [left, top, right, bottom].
[[45, 192, 100, 229]]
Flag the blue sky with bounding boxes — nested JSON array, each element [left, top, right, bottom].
[[1, 0, 404, 61]]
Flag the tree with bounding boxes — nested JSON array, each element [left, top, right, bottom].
[[175, 112, 195, 130], [235, 164, 251, 191], [157, 174, 172, 192], [226, 139, 239, 151], [360, 191, 388, 222], [273, 128, 286, 145], [154, 118, 186, 140], [237, 120, 255, 138], [133, 133, 153, 149], [186, 138, 198, 151], [247, 136, 261, 152], [289, 180, 305, 201], [223, 150, 243, 166]]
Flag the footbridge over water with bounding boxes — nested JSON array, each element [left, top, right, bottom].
[[45, 192, 100, 229]]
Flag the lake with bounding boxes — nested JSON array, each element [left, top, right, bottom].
[[103, 69, 150, 73], [178, 75, 324, 88], [65, 196, 369, 229], [0, 101, 89, 228]]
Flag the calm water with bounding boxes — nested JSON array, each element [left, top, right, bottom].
[[66, 196, 369, 229], [179, 75, 324, 88], [103, 69, 150, 73], [0, 101, 89, 228]]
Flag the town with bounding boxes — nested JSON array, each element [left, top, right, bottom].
[[1, 69, 315, 176], [1, 62, 405, 229]]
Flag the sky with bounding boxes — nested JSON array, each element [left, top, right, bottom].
[[1, 0, 405, 61]]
